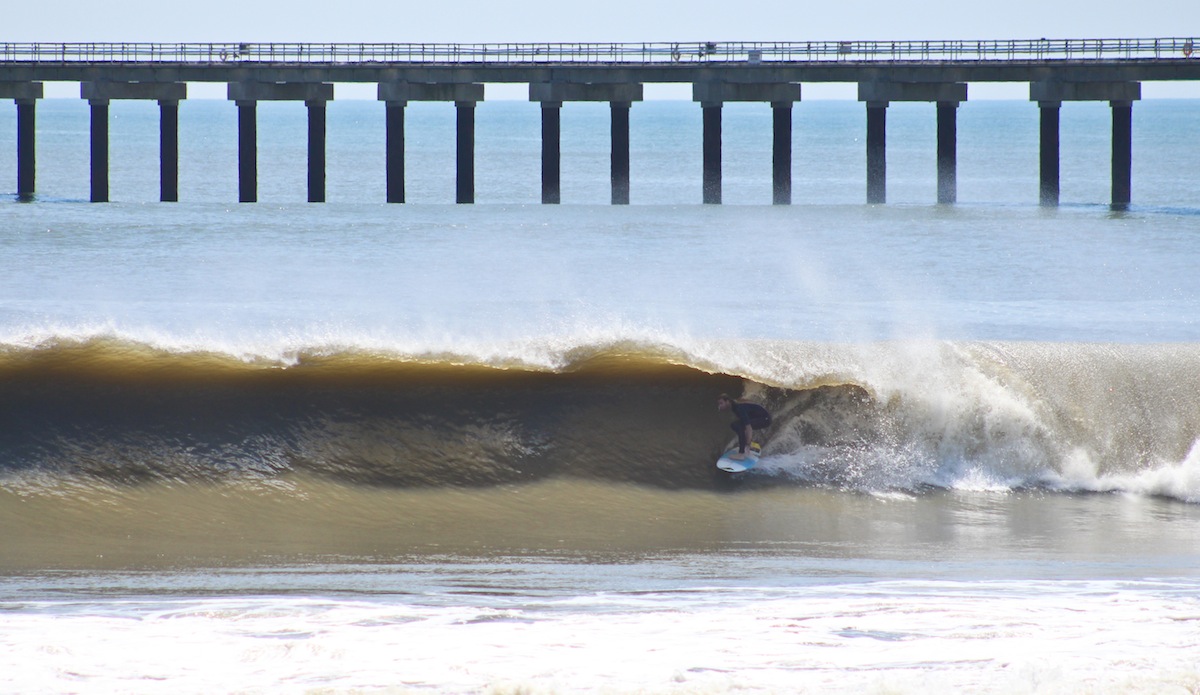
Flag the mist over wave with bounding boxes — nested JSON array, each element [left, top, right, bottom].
[[2, 332, 1198, 503]]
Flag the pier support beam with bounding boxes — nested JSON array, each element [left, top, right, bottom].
[[159, 100, 179, 202], [530, 82, 643, 204], [17, 98, 37, 200], [937, 102, 958, 204], [1030, 81, 1141, 208], [1038, 101, 1061, 206], [693, 82, 801, 205], [858, 82, 967, 205], [456, 101, 476, 204], [2, 82, 43, 201], [865, 103, 886, 204], [611, 101, 631, 205], [81, 82, 187, 203], [237, 100, 257, 203], [307, 99, 327, 203], [540, 101, 561, 204], [385, 102, 405, 203], [228, 81, 334, 203], [379, 82, 485, 204], [702, 103, 722, 204], [772, 102, 792, 205], [88, 99, 109, 203], [1111, 100, 1133, 209]]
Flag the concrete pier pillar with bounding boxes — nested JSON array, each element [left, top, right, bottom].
[[82, 82, 187, 203], [702, 104, 722, 204], [611, 101, 631, 205], [16, 99, 36, 200], [865, 103, 887, 204], [159, 100, 179, 202], [380, 83, 483, 204], [859, 82, 966, 205], [541, 101, 562, 204], [937, 102, 958, 204], [237, 101, 257, 203], [1030, 81, 1140, 208], [694, 82, 800, 205], [1111, 100, 1133, 209], [385, 102, 405, 203], [4, 83, 42, 200], [456, 101, 476, 204], [307, 99, 327, 203], [228, 81, 333, 203], [530, 82, 642, 204], [1038, 102, 1061, 207], [89, 100, 109, 203], [772, 102, 792, 205]]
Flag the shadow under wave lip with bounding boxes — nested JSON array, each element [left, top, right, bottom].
[[0, 336, 755, 489]]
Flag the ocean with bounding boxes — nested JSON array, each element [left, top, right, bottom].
[[2, 97, 1200, 693]]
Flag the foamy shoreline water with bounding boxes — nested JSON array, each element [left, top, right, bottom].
[[3, 566, 1199, 694]]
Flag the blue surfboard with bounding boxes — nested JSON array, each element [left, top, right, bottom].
[[716, 442, 761, 473]]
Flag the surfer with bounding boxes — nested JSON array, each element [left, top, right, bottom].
[[717, 394, 771, 460]]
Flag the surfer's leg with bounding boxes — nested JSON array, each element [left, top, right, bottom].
[[730, 421, 748, 451], [748, 416, 770, 448]]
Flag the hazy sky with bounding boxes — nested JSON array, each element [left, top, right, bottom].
[[6, 1, 1198, 99], [6, 0, 1197, 43]]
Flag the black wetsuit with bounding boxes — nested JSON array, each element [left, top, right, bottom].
[[729, 401, 771, 452]]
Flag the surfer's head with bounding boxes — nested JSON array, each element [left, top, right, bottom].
[[717, 394, 733, 411]]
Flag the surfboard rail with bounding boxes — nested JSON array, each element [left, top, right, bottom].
[[716, 442, 761, 473]]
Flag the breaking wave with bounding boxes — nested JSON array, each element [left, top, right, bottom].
[[1, 334, 1198, 504]]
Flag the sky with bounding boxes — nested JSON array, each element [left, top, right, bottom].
[[4, 1, 1198, 99], [6, 0, 1197, 43]]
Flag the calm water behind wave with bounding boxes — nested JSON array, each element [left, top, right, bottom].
[[3, 99, 1199, 206]]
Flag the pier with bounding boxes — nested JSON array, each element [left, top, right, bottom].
[[2, 38, 1198, 206]]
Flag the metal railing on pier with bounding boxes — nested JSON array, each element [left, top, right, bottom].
[[1, 38, 1197, 65]]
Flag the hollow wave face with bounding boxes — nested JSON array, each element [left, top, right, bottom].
[[1, 336, 1199, 503]]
